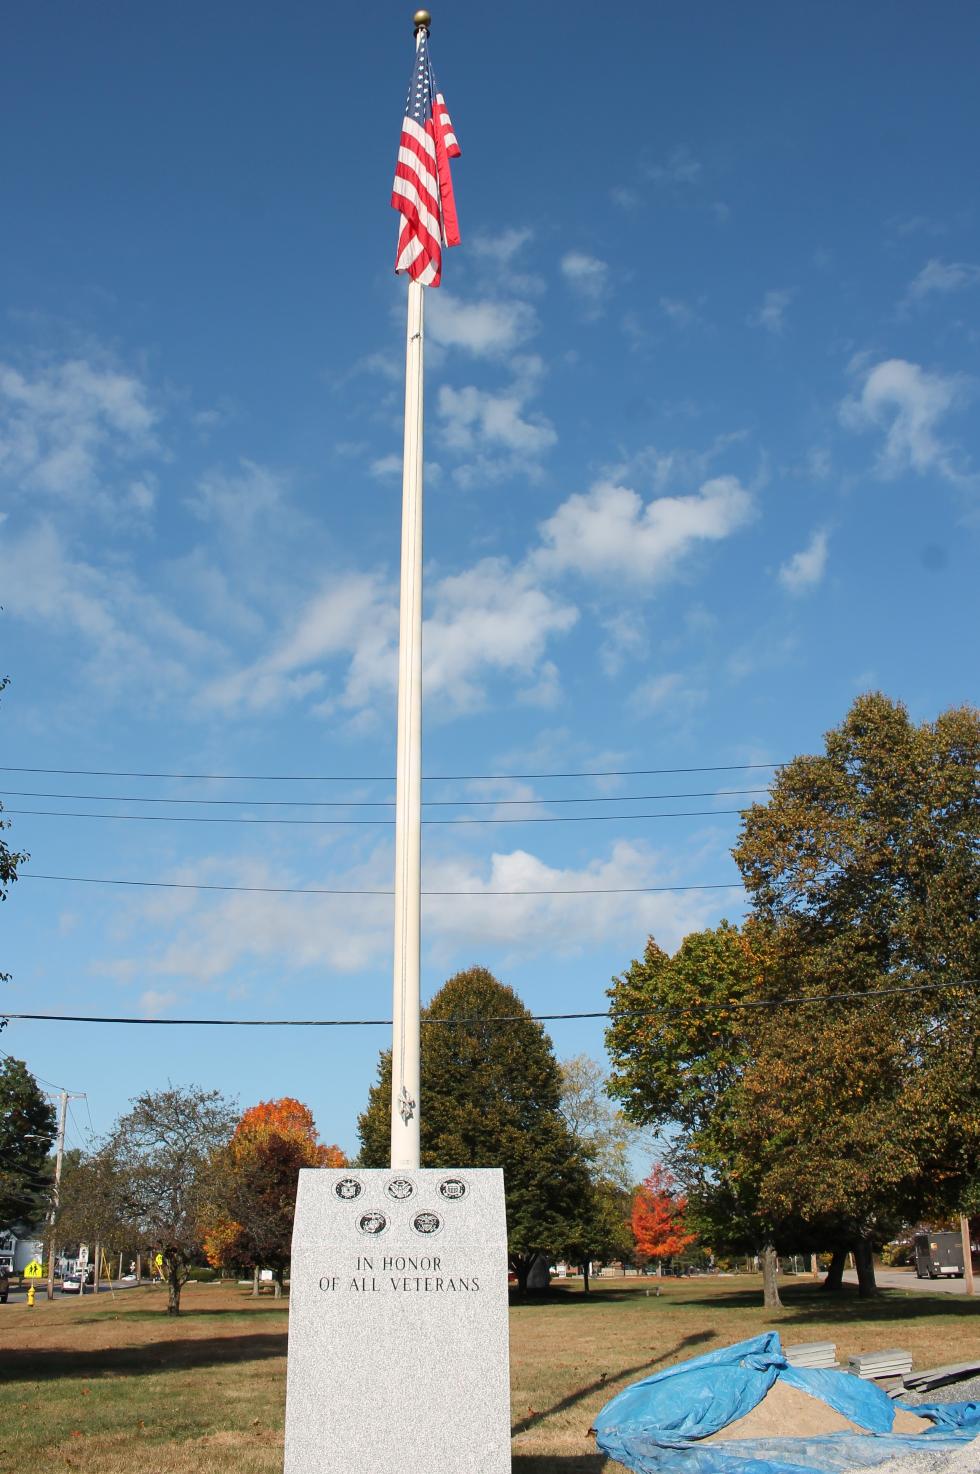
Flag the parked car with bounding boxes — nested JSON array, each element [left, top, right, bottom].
[[0, 1269, 9, 1303], [61, 1267, 95, 1294]]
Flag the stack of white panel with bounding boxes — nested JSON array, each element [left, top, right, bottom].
[[785, 1342, 839, 1369], [847, 1349, 914, 1380], [904, 1360, 980, 1392]]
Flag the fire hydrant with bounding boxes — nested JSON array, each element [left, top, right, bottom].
[[27, 1283, 36, 1308]]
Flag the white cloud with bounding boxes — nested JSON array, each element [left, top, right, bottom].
[[469, 228, 534, 264], [127, 476, 157, 512], [610, 186, 640, 211], [904, 258, 980, 304], [778, 529, 829, 594], [0, 518, 219, 696], [560, 252, 611, 316], [516, 659, 562, 708], [139, 990, 178, 1017], [187, 459, 286, 531], [100, 840, 729, 988], [205, 461, 754, 723], [421, 840, 724, 963], [423, 561, 577, 713], [436, 356, 557, 485], [0, 355, 158, 506], [599, 610, 647, 677], [533, 475, 755, 584], [426, 291, 538, 357], [205, 555, 576, 722], [204, 571, 393, 715], [632, 672, 706, 715], [438, 382, 556, 460], [840, 357, 971, 482], [749, 288, 797, 335], [660, 296, 706, 330], [369, 453, 403, 479], [111, 856, 394, 984], [646, 146, 702, 185]]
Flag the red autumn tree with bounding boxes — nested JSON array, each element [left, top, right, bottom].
[[631, 1162, 696, 1268], [203, 1097, 346, 1294]]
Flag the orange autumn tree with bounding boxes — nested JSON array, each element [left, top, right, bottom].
[[203, 1097, 346, 1294], [631, 1162, 696, 1270]]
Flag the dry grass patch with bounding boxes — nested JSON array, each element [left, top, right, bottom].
[[1, 1275, 977, 1474]]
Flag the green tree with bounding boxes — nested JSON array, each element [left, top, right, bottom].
[[54, 1146, 133, 1259], [604, 923, 798, 1305], [733, 693, 980, 1292], [559, 1054, 645, 1193], [357, 966, 593, 1293], [102, 1086, 236, 1314], [607, 697, 980, 1304], [606, 923, 756, 1143], [558, 1055, 644, 1289], [0, 1056, 56, 1226]]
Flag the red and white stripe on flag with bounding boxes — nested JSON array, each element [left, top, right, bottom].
[[391, 38, 460, 288]]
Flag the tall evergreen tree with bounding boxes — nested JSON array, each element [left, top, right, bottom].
[[358, 966, 593, 1292], [0, 1057, 56, 1226]]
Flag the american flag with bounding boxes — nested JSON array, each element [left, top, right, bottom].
[[391, 30, 460, 288]]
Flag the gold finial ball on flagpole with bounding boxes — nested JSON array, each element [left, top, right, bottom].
[[413, 10, 431, 31]]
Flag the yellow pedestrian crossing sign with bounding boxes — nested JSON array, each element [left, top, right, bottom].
[[24, 1260, 43, 1279]]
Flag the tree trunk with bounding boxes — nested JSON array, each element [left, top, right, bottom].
[[252, 1265, 260, 1298], [761, 1244, 782, 1309], [822, 1246, 846, 1291], [274, 1266, 284, 1299], [166, 1266, 182, 1315], [582, 1259, 590, 1295], [511, 1256, 530, 1294], [853, 1237, 878, 1298]]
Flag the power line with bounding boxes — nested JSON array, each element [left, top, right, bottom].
[[21, 872, 746, 898], [0, 761, 784, 783], [0, 1046, 84, 1096], [2, 805, 745, 828], [2, 980, 974, 1028], [0, 785, 771, 809], [66, 1100, 87, 1151]]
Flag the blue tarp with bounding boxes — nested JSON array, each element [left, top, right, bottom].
[[593, 1332, 980, 1474]]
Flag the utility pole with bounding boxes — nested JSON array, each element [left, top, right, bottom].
[[960, 1215, 975, 1296], [45, 1090, 85, 1302]]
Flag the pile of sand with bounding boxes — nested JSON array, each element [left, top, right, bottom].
[[704, 1379, 931, 1442]]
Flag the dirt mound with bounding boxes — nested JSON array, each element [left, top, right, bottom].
[[705, 1379, 930, 1442], [891, 1406, 931, 1434]]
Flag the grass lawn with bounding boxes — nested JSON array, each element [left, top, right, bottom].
[[1, 1275, 977, 1473]]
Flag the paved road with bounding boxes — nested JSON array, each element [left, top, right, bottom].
[[843, 1268, 975, 1297], [2, 1281, 131, 1306]]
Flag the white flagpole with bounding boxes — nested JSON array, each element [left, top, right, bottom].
[[390, 274, 424, 1171], [390, 16, 430, 1171]]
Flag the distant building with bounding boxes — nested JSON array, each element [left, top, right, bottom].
[[0, 1228, 45, 1274]]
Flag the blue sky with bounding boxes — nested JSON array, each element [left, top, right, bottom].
[[1, 1, 978, 1163]]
